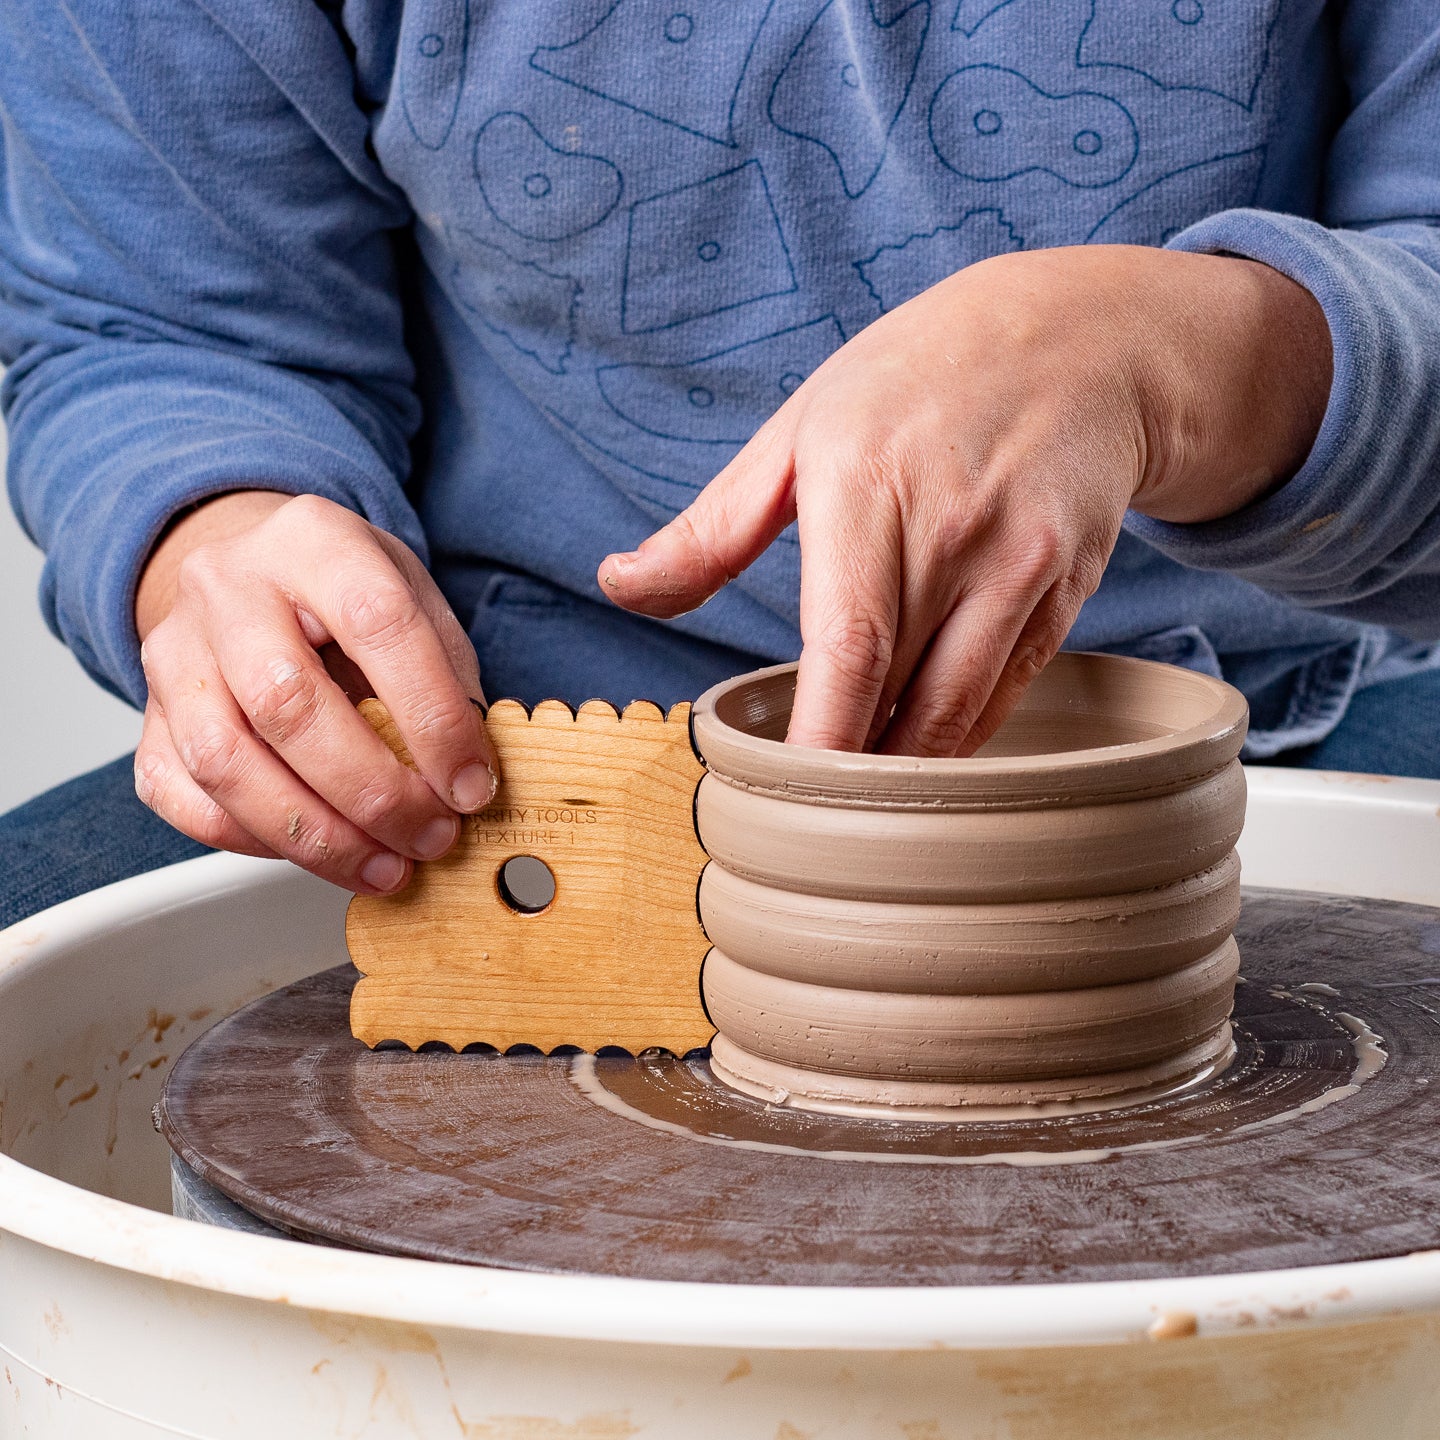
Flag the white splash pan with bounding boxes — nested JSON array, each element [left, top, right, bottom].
[[4, 768, 1440, 1438]]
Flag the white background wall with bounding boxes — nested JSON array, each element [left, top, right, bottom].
[[0, 421, 142, 813]]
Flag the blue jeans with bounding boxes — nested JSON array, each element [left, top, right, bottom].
[[1265, 665, 1440, 777], [3, 668, 1438, 932]]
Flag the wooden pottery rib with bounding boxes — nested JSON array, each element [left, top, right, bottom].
[[346, 697, 712, 1055]]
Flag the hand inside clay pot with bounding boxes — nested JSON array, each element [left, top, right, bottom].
[[689, 652, 1250, 1114], [599, 245, 1329, 759]]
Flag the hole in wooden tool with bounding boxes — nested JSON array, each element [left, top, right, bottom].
[[497, 854, 556, 914]]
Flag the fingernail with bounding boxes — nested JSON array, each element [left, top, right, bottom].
[[451, 762, 496, 813], [361, 852, 408, 894], [606, 552, 638, 576], [414, 815, 459, 859]]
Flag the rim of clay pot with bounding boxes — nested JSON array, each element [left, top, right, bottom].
[[691, 652, 1248, 808]]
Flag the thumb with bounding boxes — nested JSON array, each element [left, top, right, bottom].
[[598, 419, 796, 619]]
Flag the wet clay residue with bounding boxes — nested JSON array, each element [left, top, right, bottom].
[[689, 655, 1249, 1113], [154, 890, 1437, 1285]]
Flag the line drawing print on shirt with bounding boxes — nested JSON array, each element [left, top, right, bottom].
[[400, 0, 470, 150], [596, 315, 846, 444], [450, 233, 583, 375], [621, 160, 798, 334], [1086, 147, 1267, 244], [530, 0, 779, 148], [871, 0, 928, 20], [855, 207, 1024, 312], [473, 112, 624, 241], [951, 0, 1019, 34], [1076, 0, 1282, 111], [768, 0, 932, 199], [929, 63, 1139, 187], [541, 405, 743, 524]]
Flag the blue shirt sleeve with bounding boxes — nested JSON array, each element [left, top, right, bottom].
[[0, 1, 427, 706], [1128, 5, 1440, 641]]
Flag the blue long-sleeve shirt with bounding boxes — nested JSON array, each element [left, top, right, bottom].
[[2, 0, 1438, 757]]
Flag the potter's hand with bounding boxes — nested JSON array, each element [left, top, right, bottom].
[[133, 492, 497, 894], [598, 245, 1330, 755]]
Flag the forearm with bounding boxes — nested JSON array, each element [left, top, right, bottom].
[[0, 0, 422, 705], [1, 342, 428, 707], [1125, 213, 1440, 638], [1126, 0, 1440, 624], [1125, 250, 1333, 526]]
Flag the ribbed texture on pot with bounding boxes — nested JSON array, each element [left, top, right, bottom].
[[691, 654, 1250, 1112], [695, 763, 1245, 904]]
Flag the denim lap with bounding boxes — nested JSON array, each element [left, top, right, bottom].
[[0, 754, 210, 931], [1271, 668, 1440, 778]]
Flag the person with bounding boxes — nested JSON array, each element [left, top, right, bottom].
[[2, 1, 1438, 929]]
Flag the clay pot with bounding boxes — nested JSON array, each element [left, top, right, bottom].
[[690, 653, 1249, 1113]]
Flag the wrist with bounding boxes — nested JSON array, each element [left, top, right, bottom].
[[135, 489, 291, 640], [1128, 252, 1332, 525]]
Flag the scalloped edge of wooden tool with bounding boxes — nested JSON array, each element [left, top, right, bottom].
[[345, 696, 713, 1054]]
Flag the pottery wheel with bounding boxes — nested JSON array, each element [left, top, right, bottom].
[[157, 889, 1440, 1286]]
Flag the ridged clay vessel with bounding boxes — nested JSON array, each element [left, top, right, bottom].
[[690, 652, 1249, 1114]]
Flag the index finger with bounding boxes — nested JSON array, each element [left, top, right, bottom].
[[786, 467, 903, 751], [308, 549, 498, 814]]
